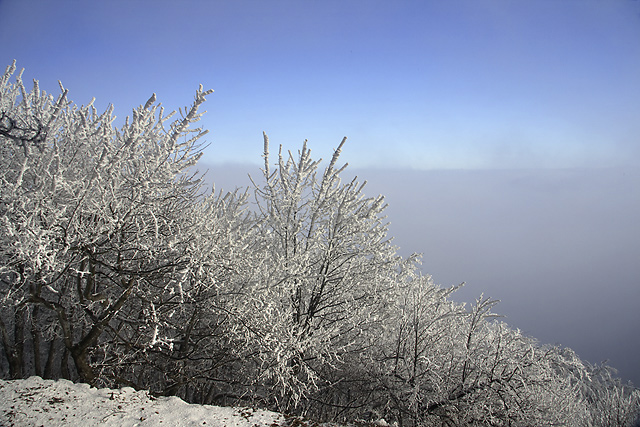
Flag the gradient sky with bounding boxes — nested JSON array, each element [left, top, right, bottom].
[[1, 1, 639, 384], [2, 0, 640, 169]]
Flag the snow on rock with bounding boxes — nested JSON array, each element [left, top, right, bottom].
[[0, 376, 285, 427]]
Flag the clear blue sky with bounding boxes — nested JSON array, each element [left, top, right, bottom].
[[1, 0, 639, 169], [2, 0, 640, 386]]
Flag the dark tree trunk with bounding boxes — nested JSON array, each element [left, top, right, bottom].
[[43, 338, 57, 379], [60, 345, 70, 379], [30, 305, 42, 377], [0, 314, 23, 379], [13, 307, 25, 378], [71, 346, 96, 384]]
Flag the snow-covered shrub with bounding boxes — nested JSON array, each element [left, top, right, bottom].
[[0, 61, 251, 392], [240, 134, 413, 410]]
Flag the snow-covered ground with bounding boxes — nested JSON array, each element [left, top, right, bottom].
[[0, 376, 287, 427]]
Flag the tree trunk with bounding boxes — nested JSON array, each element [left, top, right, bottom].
[[13, 307, 25, 378], [43, 338, 57, 379], [71, 346, 96, 384], [0, 313, 23, 379], [60, 346, 70, 379], [30, 305, 42, 377]]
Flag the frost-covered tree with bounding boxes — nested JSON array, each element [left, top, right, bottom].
[[0, 61, 250, 389], [583, 363, 640, 427], [362, 276, 638, 427], [238, 133, 413, 409], [554, 350, 640, 427], [97, 186, 254, 398]]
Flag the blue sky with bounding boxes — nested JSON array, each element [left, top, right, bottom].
[[1, 0, 639, 169], [1, 0, 640, 385]]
